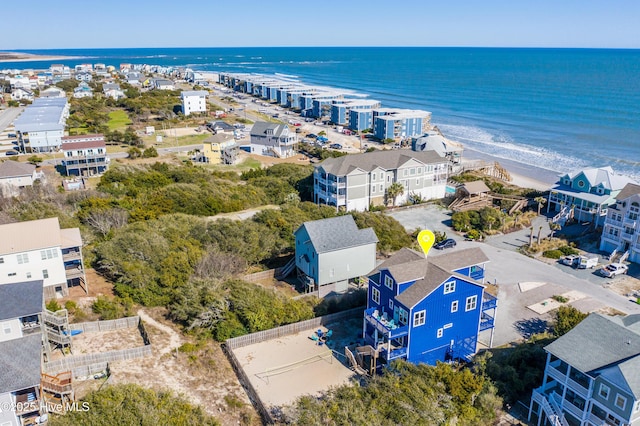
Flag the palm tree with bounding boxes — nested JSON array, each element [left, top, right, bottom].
[[534, 196, 547, 216], [537, 226, 543, 243], [386, 182, 405, 207], [529, 227, 534, 247], [549, 223, 562, 239]]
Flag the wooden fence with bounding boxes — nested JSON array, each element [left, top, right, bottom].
[[225, 307, 363, 350], [70, 316, 140, 333], [71, 362, 110, 379], [44, 345, 152, 374], [242, 268, 281, 284]]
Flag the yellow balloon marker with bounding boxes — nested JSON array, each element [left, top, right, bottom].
[[417, 229, 435, 258]]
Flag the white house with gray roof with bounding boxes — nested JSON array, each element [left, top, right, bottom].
[[249, 121, 297, 158], [294, 215, 378, 297], [529, 313, 640, 426], [0, 161, 40, 197], [14, 97, 69, 153], [548, 167, 638, 227], [0, 280, 46, 426], [314, 149, 449, 211]]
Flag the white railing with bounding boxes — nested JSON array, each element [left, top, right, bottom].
[[548, 392, 570, 426], [566, 376, 590, 399], [546, 364, 567, 382]]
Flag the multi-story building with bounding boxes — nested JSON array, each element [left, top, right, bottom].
[[529, 313, 640, 426], [293, 215, 378, 297], [14, 97, 69, 153], [103, 83, 126, 100], [0, 280, 46, 426], [372, 108, 432, 141], [181, 90, 208, 116], [201, 134, 237, 165], [314, 149, 449, 212], [547, 167, 637, 227], [600, 183, 640, 263], [249, 122, 297, 158], [0, 217, 87, 299], [60, 134, 109, 176], [329, 99, 381, 130], [362, 247, 496, 366], [72, 81, 93, 99]]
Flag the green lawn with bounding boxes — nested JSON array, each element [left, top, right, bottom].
[[153, 133, 210, 148], [108, 110, 133, 131]]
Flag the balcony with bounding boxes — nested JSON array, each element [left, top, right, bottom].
[[13, 390, 40, 416], [482, 294, 497, 311], [65, 265, 85, 280], [62, 250, 82, 261], [623, 217, 637, 227], [364, 307, 409, 339]]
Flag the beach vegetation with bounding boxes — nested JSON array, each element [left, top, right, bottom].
[[288, 360, 502, 425], [385, 182, 404, 206], [542, 249, 563, 259], [49, 383, 219, 426], [27, 155, 43, 166], [553, 305, 587, 337], [55, 79, 79, 93]]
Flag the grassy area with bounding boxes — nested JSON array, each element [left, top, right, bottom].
[[107, 110, 132, 131], [153, 133, 210, 148]]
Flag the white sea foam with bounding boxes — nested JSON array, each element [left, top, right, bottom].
[[437, 123, 592, 175]]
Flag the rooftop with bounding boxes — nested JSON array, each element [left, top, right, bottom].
[[616, 183, 640, 201], [0, 217, 63, 256], [316, 149, 447, 176], [0, 334, 42, 394], [0, 161, 36, 179], [295, 215, 378, 254], [0, 280, 43, 321]]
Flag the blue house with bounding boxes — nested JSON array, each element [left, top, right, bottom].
[[362, 247, 497, 366]]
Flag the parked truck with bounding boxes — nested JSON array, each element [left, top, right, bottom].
[[577, 255, 598, 269]]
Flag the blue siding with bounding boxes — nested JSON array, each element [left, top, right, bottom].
[[453, 264, 486, 281], [406, 278, 484, 364]]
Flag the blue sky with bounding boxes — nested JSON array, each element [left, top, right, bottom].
[[3, 0, 640, 50]]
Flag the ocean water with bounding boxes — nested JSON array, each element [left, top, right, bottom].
[[4, 47, 640, 180]]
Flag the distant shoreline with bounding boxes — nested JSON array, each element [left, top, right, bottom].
[[0, 52, 84, 63]]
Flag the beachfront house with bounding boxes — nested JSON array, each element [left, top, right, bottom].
[[372, 108, 432, 141], [103, 83, 126, 100], [0, 161, 40, 197], [249, 121, 297, 158], [60, 134, 109, 176], [0, 217, 87, 299], [547, 167, 637, 227], [314, 149, 449, 212], [72, 82, 93, 99], [600, 183, 640, 264], [0, 280, 46, 426], [154, 79, 175, 91], [181, 90, 208, 116], [10, 87, 34, 102], [363, 247, 496, 366], [529, 313, 640, 426], [293, 215, 378, 297], [412, 130, 464, 164], [74, 71, 92, 82], [330, 99, 382, 129]]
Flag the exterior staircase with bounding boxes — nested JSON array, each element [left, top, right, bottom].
[[275, 257, 296, 280]]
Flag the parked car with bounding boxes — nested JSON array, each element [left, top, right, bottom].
[[598, 263, 628, 278], [434, 239, 457, 250], [7, 133, 16, 138], [5, 150, 18, 156], [577, 255, 599, 269], [307, 133, 318, 139], [561, 254, 580, 266], [329, 143, 342, 150]]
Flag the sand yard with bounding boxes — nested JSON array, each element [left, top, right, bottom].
[[232, 318, 363, 409]]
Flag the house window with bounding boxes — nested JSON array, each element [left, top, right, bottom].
[[384, 275, 393, 290], [0, 257, 3, 264], [17, 253, 29, 264], [437, 328, 443, 338], [599, 383, 610, 399], [389, 300, 394, 310], [372, 185, 376, 194], [3, 324, 11, 335], [8, 272, 16, 277], [443, 323, 453, 329], [444, 281, 455, 294], [372, 288, 380, 305], [403, 169, 408, 177], [410, 168, 416, 175], [43, 269, 49, 279], [379, 184, 383, 192], [470, 265, 482, 274], [413, 310, 426, 327], [451, 300, 459, 312], [372, 173, 376, 181], [417, 167, 422, 174], [465, 295, 477, 311], [26, 272, 32, 279], [615, 394, 627, 410], [398, 308, 408, 325], [387, 175, 391, 183], [577, 180, 585, 188], [416, 178, 421, 185]]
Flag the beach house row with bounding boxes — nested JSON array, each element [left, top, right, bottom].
[[314, 149, 448, 211]]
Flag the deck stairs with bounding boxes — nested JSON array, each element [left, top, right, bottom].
[[275, 257, 296, 280], [552, 206, 571, 226], [620, 250, 630, 263]]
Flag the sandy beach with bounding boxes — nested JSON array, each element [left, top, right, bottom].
[[0, 52, 83, 63]]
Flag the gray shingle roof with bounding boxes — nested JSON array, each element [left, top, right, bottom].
[[316, 149, 446, 176], [0, 280, 43, 321], [371, 247, 488, 308], [460, 181, 491, 195], [545, 314, 640, 377], [0, 161, 36, 179], [0, 333, 42, 393], [295, 215, 378, 254], [250, 121, 288, 138]]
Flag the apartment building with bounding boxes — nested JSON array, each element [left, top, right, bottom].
[[60, 134, 109, 177], [181, 90, 208, 116], [372, 108, 432, 141]]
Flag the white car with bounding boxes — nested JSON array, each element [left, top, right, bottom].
[[599, 263, 629, 278], [561, 254, 580, 266]]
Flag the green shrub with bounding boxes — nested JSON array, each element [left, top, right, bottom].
[[466, 229, 482, 240], [46, 300, 61, 312], [543, 249, 563, 259], [558, 246, 579, 256], [552, 295, 568, 303]]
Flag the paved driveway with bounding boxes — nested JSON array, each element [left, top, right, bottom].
[[388, 204, 640, 346]]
